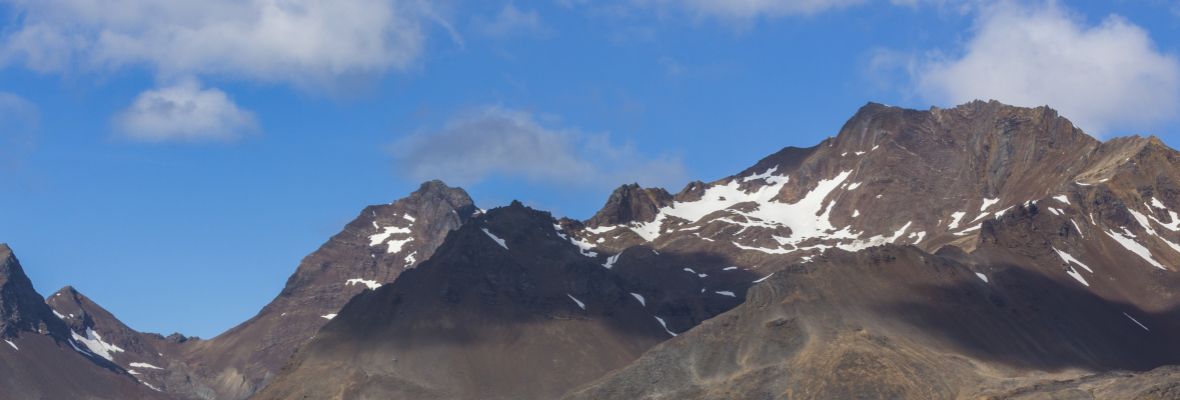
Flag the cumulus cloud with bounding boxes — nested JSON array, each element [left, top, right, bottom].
[[473, 4, 545, 38], [115, 79, 257, 143], [0, 0, 444, 89], [634, 0, 867, 19], [912, 2, 1180, 134], [391, 107, 688, 189]]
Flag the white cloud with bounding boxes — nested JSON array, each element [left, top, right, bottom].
[[913, 2, 1180, 134], [474, 4, 545, 37], [634, 0, 867, 19], [0, 0, 444, 90], [391, 107, 688, 189], [115, 79, 257, 143]]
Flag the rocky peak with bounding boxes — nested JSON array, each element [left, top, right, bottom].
[[587, 184, 673, 227], [46, 285, 128, 336], [407, 179, 476, 209], [0, 244, 69, 339], [177, 181, 481, 400]]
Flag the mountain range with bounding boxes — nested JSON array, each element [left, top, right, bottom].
[[4, 100, 1180, 399]]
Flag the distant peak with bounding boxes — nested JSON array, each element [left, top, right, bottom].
[[406, 180, 475, 209], [52, 285, 82, 299], [587, 184, 672, 227], [415, 179, 455, 193]]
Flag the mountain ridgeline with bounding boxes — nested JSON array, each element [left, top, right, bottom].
[[5, 100, 1180, 399]]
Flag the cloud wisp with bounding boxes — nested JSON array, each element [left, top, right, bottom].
[[391, 107, 688, 190], [0, 92, 39, 172], [634, 0, 867, 20], [906, 2, 1180, 135]]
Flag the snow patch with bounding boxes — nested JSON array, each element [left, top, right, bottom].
[[654, 316, 677, 337], [742, 166, 783, 183], [321, 314, 336, 320], [1151, 197, 1167, 210], [369, 226, 411, 246], [732, 241, 792, 254], [402, 214, 416, 222], [851, 209, 860, 218], [53, 310, 66, 320], [846, 182, 862, 190], [482, 228, 508, 249], [1053, 195, 1070, 205], [130, 362, 163, 370], [553, 224, 598, 257], [1071, 219, 1085, 238], [1053, 247, 1093, 287], [628, 171, 850, 247], [714, 291, 736, 297], [974, 273, 988, 283], [723, 266, 739, 271], [4, 340, 16, 351], [954, 224, 981, 236], [1105, 229, 1166, 270], [71, 328, 124, 361], [566, 294, 586, 310], [143, 381, 163, 392], [947, 211, 967, 230], [1123, 312, 1150, 331], [603, 252, 622, 269], [980, 198, 1000, 212], [630, 293, 646, 306], [753, 273, 775, 284], [346, 278, 381, 290]]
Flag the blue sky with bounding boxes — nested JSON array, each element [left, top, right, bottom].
[[0, 0, 1178, 338]]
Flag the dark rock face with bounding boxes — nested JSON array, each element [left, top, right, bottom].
[[174, 180, 478, 399], [0, 244, 171, 399], [565, 244, 1180, 400]]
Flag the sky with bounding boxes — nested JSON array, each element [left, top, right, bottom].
[[0, 0, 1179, 338]]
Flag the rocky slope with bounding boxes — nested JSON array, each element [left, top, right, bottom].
[[176, 180, 478, 399], [0, 244, 170, 399], [561, 102, 1180, 399], [253, 201, 757, 400], [46, 285, 198, 397]]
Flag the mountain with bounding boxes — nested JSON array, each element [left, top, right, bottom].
[[46, 285, 199, 397], [7, 100, 1180, 399], [561, 101, 1180, 399], [253, 201, 757, 400], [261, 100, 1180, 399], [0, 244, 170, 399], [176, 180, 478, 399]]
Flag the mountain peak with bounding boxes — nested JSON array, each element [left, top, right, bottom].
[[0, 245, 69, 339], [587, 184, 672, 227], [413, 179, 468, 199]]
